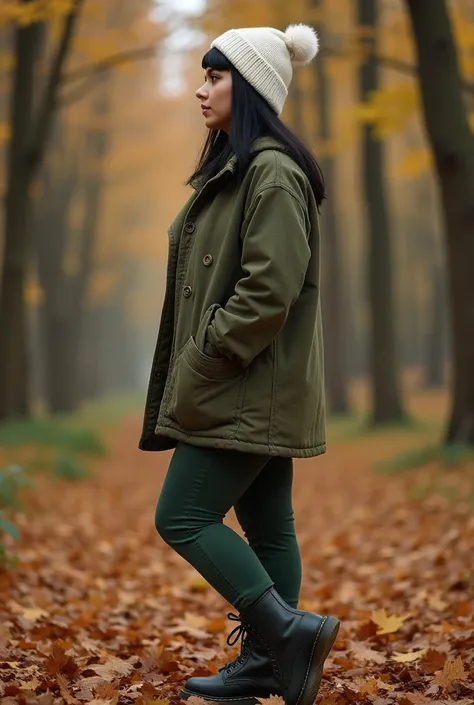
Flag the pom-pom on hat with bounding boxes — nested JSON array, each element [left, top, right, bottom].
[[210, 23, 319, 115]]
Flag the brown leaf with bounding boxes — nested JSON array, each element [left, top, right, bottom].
[[357, 678, 379, 695], [140, 683, 160, 698], [187, 666, 214, 677], [427, 594, 448, 611], [318, 696, 344, 705], [34, 695, 56, 705], [398, 666, 415, 683], [348, 641, 387, 664], [0, 624, 11, 647], [355, 620, 378, 640], [4, 685, 21, 697], [56, 673, 79, 705], [77, 676, 108, 690], [424, 682, 440, 696], [94, 682, 119, 704], [399, 694, 430, 705], [433, 656, 467, 691], [44, 644, 80, 679], [184, 698, 213, 705], [90, 655, 135, 681], [333, 656, 354, 668], [256, 697, 286, 705], [159, 659, 181, 674], [75, 688, 95, 701], [419, 648, 447, 674], [453, 600, 472, 617]]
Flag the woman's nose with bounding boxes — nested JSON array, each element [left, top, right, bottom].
[[196, 83, 207, 100]]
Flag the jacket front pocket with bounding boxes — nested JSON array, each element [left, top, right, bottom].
[[169, 336, 244, 433]]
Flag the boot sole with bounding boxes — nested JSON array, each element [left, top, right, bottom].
[[296, 615, 340, 705], [180, 688, 275, 705]]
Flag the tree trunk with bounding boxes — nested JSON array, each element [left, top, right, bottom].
[[0, 0, 84, 422], [289, 70, 305, 139], [73, 91, 111, 404], [80, 305, 103, 400], [405, 0, 474, 444], [424, 261, 447, 388], [0, 19, 42, 420], [35, 129, 81, 412], [312, 1, 350, 415], [36, 89, 110, 413], [98, 301, 134, 394], [44, 311, 83, 412], [358, 0, 405, 424]]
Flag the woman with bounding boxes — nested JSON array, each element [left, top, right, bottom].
[[139, 22, 339, 705]]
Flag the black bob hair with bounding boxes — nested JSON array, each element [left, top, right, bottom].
[[187, 47, 326, 208]]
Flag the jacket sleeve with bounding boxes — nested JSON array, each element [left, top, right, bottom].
[[207, 185, 311, 368]]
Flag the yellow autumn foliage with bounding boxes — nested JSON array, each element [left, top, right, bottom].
[[0, 0, 77, 25]]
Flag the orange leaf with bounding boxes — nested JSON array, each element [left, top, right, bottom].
[[256, 697, 286, 705], [433, 657, 467, 691]]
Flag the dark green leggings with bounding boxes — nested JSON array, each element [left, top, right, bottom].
[[155, 442, 301, 612]]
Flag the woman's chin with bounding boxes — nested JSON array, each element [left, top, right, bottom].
[[204, 116, 219, 129]]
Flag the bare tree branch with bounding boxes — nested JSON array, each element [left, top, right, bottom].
[[322, 47, 474, 96], [27, 0, 86, 171], [63, 44, 158, 85], [60, 71, 109, 107]]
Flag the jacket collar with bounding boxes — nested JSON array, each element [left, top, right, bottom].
[[190, 136, 287, 192]]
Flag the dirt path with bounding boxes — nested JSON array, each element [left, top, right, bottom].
[[1, 412, 473, 704]]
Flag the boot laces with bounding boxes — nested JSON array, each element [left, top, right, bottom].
[[219, 613, 252, 674]]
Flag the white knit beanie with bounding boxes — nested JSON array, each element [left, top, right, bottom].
[[210, 24, 319, 115]]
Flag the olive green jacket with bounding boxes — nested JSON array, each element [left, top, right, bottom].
[[139, 137, 326, 458]]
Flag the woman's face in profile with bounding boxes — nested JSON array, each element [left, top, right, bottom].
[[196, 67, 232, 133]]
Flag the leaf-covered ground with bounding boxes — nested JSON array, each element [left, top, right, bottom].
[[1, 389, 474, 705]]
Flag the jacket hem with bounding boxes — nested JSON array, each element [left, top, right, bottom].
[[148, 424, 326, 459]]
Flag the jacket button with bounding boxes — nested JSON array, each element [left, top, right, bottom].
[[183, 285, 192, 298], [203, 254, 213, 266], [184, 222, 195, 234]]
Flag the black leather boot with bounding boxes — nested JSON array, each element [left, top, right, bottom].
[[180, 612, 282, 705], [241, 588, 340, 705]]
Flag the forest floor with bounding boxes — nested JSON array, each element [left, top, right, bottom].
[[1, 381, 474, 705]]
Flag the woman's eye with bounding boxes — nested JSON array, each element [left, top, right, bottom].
[[210, 75, 218, 83]]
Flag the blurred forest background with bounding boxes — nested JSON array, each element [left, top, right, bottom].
[[0, 0, 473, 445], [2, 4, 474, 698]]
